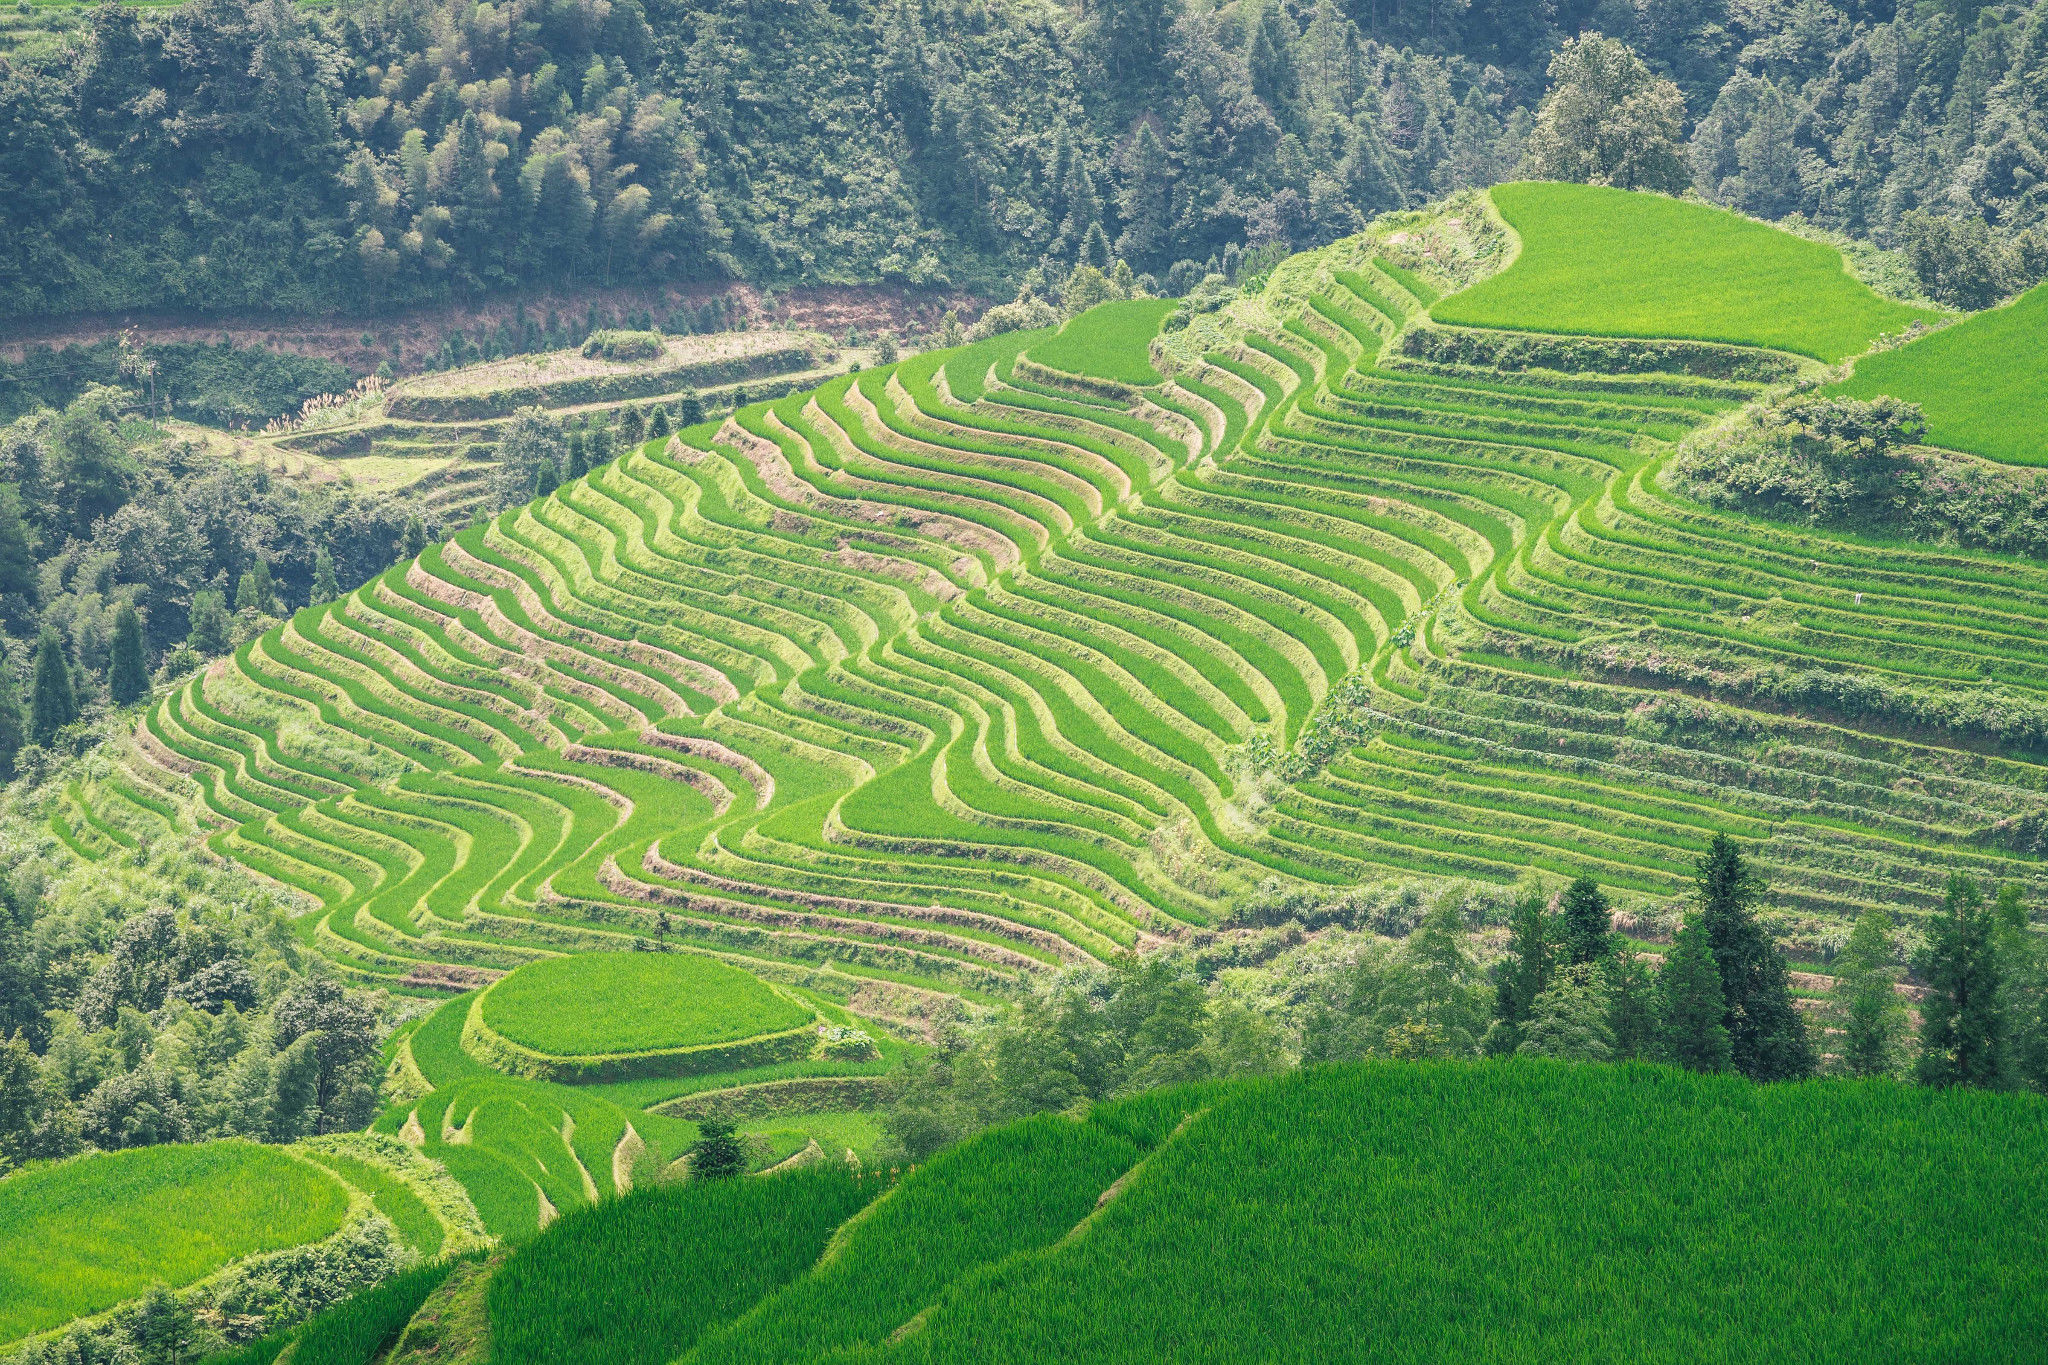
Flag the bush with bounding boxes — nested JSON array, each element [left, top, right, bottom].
[[580, 330, 666, 362], [1674, 393, 1926, 524]]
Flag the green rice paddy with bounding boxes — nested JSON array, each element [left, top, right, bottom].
[[1435, 182, 1938, 360], [1831, 279, 2048, 464], [1028, 298, 1176, 384], [477, 954, 813, 1059], [0, 1143, 351, 1345]]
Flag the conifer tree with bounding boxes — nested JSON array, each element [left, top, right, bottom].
[[1830, 909, 1907, 1077], [187, 590, 231, 656], [588, 424, 615, 466], [1081, 220, 1114, 270], [234, 569, 262, 615], [691, 1118, 746, 1180], [0, 670, 25, 781], [1994, 885, 2048, 1094], [565, 429, 587, 475], [619, 405, 646, 442], [312, 548, 338, 603], [1660, 912, 1732, 1073], [400, 516, 427, 559], [1516, 964, 1614, 1062], [107, 603, 147, 706], [679, 392, 706, 426], [1603, 949, 1659, 1061], [1484, 890, 1552, 1056], [533, 459, 559, 499], [1917, 872, 2004, 1088], [1559, 876, 1612, 966], [28, 628, 75, 746], [648, 405, 671, 437], [1694, 834, 1814, 1080]]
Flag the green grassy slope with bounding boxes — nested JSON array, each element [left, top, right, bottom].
[[864, 1063, 2048, 1363], [1831, 280, 2048, 464], [215, 1062, 2048, 1365], [0, 1143, 351, 1344], [1434, 182, 1938, 360]]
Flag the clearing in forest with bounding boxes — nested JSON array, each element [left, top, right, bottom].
[[1831, 279, 2048, 465], [1433, 181, 1938, 360]]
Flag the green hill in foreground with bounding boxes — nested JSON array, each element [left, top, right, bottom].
[[1831, 280, 2048, 465], [233, 1062, 2048, 1365], [1434, 182, 1939, 361]]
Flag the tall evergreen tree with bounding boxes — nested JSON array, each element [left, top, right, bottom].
[[1994, 885, 2048, 1094], [1604, 949, 1659, 1061], [1516, 964, 1614, 1062], [400, 516, 427, 560], [1559, 877, 1612, 966], [1694, 834, 1814, 1080], [28, 628, 75, 746], [1660, 912, 1732, 1073], [312, 548, 338, 604], [1115, 122, 1172, 267], [0, 670, 24, 781], [691, 1118, 747, 1179], [1484, 890, 1552, 1056], [1917, 872, 2004, 1088], [187, 590, 231, 656], [107, 603, 147, 706], [1830, 909, 1907, 1077]]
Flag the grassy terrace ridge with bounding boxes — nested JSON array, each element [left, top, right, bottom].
[[0, 1143, 352, 1345], [1027, 298, 1178, 385], [1433, 182, 1940, 361], [475, 953, 815, 1060], [1830, 279, 2048, 465]]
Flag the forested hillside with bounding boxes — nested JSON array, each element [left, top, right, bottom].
[[3, 0, 2048, 319]]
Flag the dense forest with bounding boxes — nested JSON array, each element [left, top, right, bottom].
[[2, 0, 2047, 319]]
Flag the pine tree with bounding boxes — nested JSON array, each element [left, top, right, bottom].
[[1995, 885, 2048, 1094], [187, 589, 231, 655], [588, 424, 615, 466], [1080, 220, 1114, 270], [400, 516, 427, 559], [1917, 872, 2004, 1088], [691, 1118, 747, 1179], [107, 603, 147, 706], [619, 405, 646, 442], [1516, 964, 1614, 1062], [1484, 890, 1553, 1056], [1830, 909, 1907, 1077], [1604, 949, 1659, 1060], [1660, 912, 1732, 1073], [28, 629, 75, 747], [0, 670, 24, 781], [648, 405, 671, 437], [1694, 834, 1814, 1080], [312, 548, 338, 603], [1559, 876, 1612, 966], [251, 560, 275, 614], [1115, 122, 1172, 266], [235, 569, 262, 615], [533, 459, 559, 500], [565, 429, 587, 474], [679, 392, 706, 426]]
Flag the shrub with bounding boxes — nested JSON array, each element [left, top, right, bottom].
[[580, 330, 666, 362]]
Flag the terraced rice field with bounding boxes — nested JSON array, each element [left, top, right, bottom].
[[1831, 279, 2048, 464], [476, 953, 813, 1061], [0, 1143, 352, 1344], [1435, 182, 1939, 360], [77, 184, 2047, 1097]]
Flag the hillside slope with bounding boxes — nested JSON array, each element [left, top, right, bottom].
[[224, 1061, 2048, 1364], [62, 185, 2047, 1047]]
